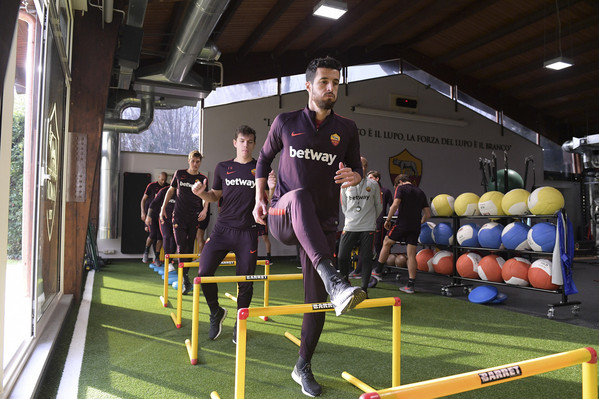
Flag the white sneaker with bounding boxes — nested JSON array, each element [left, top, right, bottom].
[[168, 263, 176, 273]]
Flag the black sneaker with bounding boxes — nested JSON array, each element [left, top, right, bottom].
[[327, 275, 367, 316], [181, 281, 192, 295], [209, 307, 227, 340], [292, 362, 322, 397]]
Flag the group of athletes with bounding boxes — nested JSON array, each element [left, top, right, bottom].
[[138, 56, 430, 397]]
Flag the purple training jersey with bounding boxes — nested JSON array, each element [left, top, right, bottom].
[[143, 180, 168, 214], [149, 186, 175, 219], [256, 106, 362, 231], [393, 183, 429, 231], [212, 159, 257, 230], [171, 168, 207, 221]]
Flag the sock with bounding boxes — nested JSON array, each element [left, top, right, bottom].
[[296, 355, 309, 369], [144, 245, 150, 253], [266, 252, 271, 259], [407, 278, 415, 288]]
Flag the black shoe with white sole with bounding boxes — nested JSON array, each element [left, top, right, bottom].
[[208, 307, 227, 340], [292, 362, 322, 397]]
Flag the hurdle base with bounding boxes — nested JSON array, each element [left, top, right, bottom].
[[170, 312, 181, 328], [185, 339, 197, 365], [160, 296, 168, 307]]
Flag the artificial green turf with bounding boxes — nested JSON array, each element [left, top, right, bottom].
[[50, 260, 599, 398]]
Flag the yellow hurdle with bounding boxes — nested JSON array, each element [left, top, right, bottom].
[[359, 347, 598, 399], [169, 258, 272, 328], [284, 331, 301, 347], [234, 297, 401, 399], [160, 252, 235, 307], [185, 272, 304, 363]]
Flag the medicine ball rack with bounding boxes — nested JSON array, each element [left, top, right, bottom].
[[425, 213, 581, 319]]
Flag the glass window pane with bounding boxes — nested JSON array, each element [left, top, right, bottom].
[[204, 78, 277, 107], [540, 136, 574, 173], [120, 103, 201, 155]]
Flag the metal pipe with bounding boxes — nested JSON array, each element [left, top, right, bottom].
[[163, 0, 229, 83]]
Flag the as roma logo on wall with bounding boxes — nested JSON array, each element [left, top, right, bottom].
[[388, 149, 423, 186]]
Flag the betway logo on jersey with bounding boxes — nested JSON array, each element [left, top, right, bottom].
[[349, 195, 370, 201], [179, 181, 196, 188], [225, 178, 256, 188], [289, 145, 337, 166]]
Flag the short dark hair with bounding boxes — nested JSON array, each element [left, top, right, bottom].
[[234, 125, 256, 141], [367, 170, 381, 179], [188, 150, 203, 160], [394, 174, 411, 186], [306, 56, 342, 83]]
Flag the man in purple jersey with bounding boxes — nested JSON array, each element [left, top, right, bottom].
[[160, 151, 209, 294], [140, 172, 168, 263], [253, 56, 366, 397], [192, 125, 276, 343], [376, 174, 431, 294], [148, 185, 176, 270], [367, 170, 394, 279]]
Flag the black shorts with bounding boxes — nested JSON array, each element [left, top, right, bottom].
[[197, 211, 211, 231], [388, 225, 419, 246], [257, 223, 268, 236]]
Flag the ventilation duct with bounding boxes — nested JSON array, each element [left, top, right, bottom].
[[134, 0, 229, 101], [98, 95, 154, 239]]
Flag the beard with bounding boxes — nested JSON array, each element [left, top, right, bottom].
[[314, 96, 336, 110]]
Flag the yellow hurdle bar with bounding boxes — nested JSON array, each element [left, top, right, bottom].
[[184, 280, 202, 364], [209, 392, 221, 399], [360, 347, 598, 399], [234, 297, 401, 399], [342, 371, 376, 393], [161, 252, 236, 308]]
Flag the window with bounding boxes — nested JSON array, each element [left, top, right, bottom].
[[120, 103, 202, 155]]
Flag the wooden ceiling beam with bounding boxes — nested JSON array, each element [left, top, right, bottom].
[[462, 14, 599, 74], [236, 0, 295, 60], [437, 0, 583, 63]]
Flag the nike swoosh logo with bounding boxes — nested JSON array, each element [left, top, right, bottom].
[[226, 171, 235, 174], [291, 132, 304, 136], [250, 250, 257, 254]]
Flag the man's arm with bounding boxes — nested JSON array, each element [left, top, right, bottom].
[[374, 185, 383, 218], [160, 186, 176, 222], [253, 177, 268, 225], [384, 198, 401, 230], [140, 194, 149, 221], [421, 207, 431, 224], [192, 178, 222, 203]]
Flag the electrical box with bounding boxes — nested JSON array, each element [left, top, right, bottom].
[[389, 94, 418, 113]]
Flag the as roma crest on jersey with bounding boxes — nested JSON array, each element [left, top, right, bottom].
[[389, 149, 423, 186], [251, 168, 256, 176], [330, 133, 340, 147]]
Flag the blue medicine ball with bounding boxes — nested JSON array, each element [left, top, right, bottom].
[[527, 222, 557, 252], [501, 221, 531, 250], [457, 223, 480, 247], [432, 222, 453, 246], [478, 222, 504, 249], [419, 222, 436, 244]]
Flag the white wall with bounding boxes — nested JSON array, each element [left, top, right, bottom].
[[99, 73, 545, 258]]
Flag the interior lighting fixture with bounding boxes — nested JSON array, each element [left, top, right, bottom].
[[543, 56, 574, 71], [544, 0, 574, 70], [351, 105, 468, 127], [313, 0, 347, 20]]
